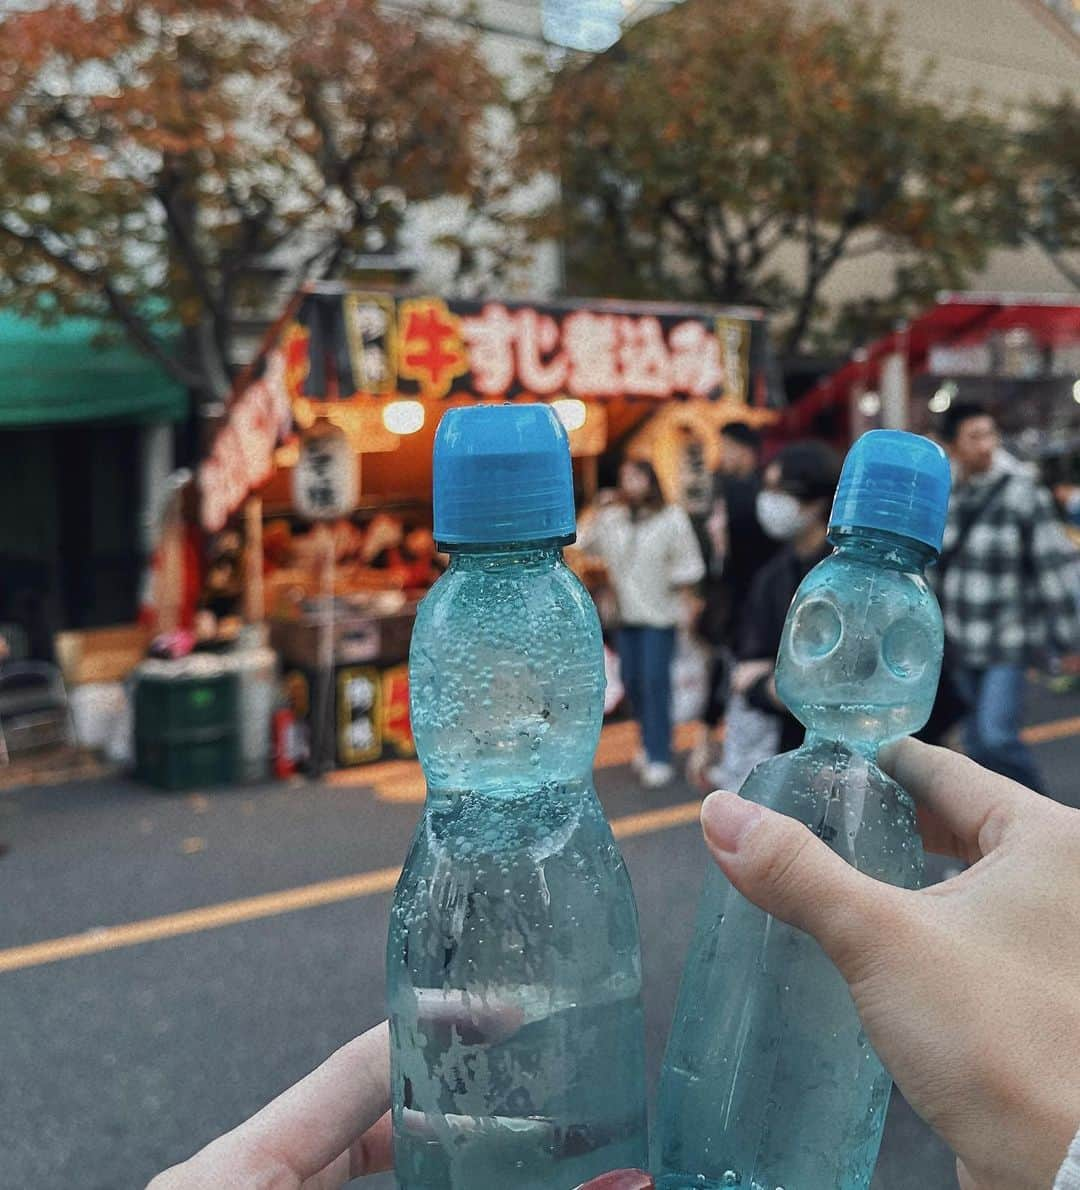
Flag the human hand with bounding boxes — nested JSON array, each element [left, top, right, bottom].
[[731, 659, 772, 695], [147, 1023, 392, 1190], [706, 501, 728, 559], [577, 1174, 653, 1188], [699, 739, 1080, 1190], [146, 1013, 652, 1190]]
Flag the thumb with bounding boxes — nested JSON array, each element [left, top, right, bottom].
[[700, 791, 907, 977], [956, 1158, 980, 1190]]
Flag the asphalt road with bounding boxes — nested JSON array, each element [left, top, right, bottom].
[[1, 683, 1078, 1190]]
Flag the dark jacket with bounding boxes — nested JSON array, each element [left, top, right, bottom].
[[737, 541, 830, 752]]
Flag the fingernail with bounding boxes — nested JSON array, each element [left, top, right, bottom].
[[575, 1172, 654, 1190], [701, 792, 763, 853]]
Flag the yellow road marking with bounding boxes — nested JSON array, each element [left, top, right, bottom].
[[320, 708, 1080, 806], [0, 865, 402, 975], [4, 712, 1075, 976], [367, 771, 425, 804], [610, 800, 702, 840], [325, 758, 416, 789], [0, 801, 703, 975], [327, 720, 703, 802], [1020, 715, 1080, 745]]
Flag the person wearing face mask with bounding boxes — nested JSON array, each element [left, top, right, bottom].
[[719, 441, 842, 781], [577, 458, 706, 788]]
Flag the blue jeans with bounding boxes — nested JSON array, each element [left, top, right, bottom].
[[960, 664, 1044, 792], [618, 626, 676, 765]]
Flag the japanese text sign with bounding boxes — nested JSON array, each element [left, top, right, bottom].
[[289, 293, 758, 405]]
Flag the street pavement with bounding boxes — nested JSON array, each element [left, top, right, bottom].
[[1, 684, 1078, 1190]]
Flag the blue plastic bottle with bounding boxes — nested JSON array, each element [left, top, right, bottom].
[[655, 430, 952, 1190], [387, 404, 649, 1190]]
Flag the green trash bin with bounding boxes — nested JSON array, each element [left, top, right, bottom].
[[134, 663, 240, 791]]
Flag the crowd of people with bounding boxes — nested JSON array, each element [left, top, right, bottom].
[[575, 405, 1080, 794]]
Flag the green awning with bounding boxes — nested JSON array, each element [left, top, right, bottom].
[[0, 311, 188, 426]]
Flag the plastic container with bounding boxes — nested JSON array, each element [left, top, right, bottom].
[[223, 646, 278, 784], [387, 405, 649, 1189], [655, 431, 951, 1190], [134, 658, 239, 790]]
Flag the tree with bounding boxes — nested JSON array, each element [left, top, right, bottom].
[[522, 0, 1019, 355], [0, 0, 501, 404], [1021, 93, 1080, 291]]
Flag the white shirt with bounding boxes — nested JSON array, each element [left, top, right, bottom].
[[577, 502, 705, 628], [1057, 1130, 1080, 1190]]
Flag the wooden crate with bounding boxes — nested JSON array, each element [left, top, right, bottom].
[[54, 625, 152, 686]]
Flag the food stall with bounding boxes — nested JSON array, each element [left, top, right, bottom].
[[194, 285, 778, 771], [784, 293, 1080, 466]]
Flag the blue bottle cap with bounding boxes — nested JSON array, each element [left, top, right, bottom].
[[433, 404, 577, 546], [829, 429, 952, 553]]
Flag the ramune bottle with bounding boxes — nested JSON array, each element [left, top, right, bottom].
[[655, 430, 951, 1190], [388, 404, 649, 1190]]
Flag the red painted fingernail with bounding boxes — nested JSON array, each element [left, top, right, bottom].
[[575, 1172, 654, 1190]]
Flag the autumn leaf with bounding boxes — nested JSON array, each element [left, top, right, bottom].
[[0, 0, 503, 398], [519, 0, 1020, 355]]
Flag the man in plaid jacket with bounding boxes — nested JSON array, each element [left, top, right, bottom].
[[936, 401, 1080, 791]]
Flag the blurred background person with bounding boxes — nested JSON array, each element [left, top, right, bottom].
[[1054, 482, 1080, 529], [927, 401, 1080, 791], [717, 440, 842, 790], [691, 422, 779, 788], [578, 458, 705, 789]]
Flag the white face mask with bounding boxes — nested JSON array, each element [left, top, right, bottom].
[[756, 489, 814, 541]]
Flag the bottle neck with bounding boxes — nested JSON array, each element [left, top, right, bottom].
[[442, 539, 567, 572], [829, 526, 936, 573], [803, 728, 880, 761]]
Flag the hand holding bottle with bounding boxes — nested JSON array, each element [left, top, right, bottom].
[[701, 738, 1080, 1190], [146, 1011, 653, 1190], [147, 1023, 393, 1189]]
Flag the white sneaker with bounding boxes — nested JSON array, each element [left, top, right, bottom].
[[630, 751, 647, 775], [704, 761, 726, 791], [641, 761, 675, 789]]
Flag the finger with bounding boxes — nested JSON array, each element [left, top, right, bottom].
[[301, 1149, 350, 1190], [701, 792, 908, 975], [914, 804, 968, 860], [411, 986, 526, 1043], [285, 1112, 394, 1188], [880, 739, 1028, 856], [348, 1110, 393, 1177], [576, 1172, 654, 1189], [218, 1023, 390, 1183]]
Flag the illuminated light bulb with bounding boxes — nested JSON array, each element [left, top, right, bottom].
[[857, 391, 881, 417], [273, 440, 300, 468], [551, 397, 588, 432], [928, 381, 957, 415], [382, 399, 426, 435]]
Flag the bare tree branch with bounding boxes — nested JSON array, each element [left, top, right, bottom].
[[0, 220, 203, 390]]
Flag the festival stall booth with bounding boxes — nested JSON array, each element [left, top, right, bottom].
[[784, 293, 1080, 474], [192, 285, 776, 774], [777, 292, 1080, 692]]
